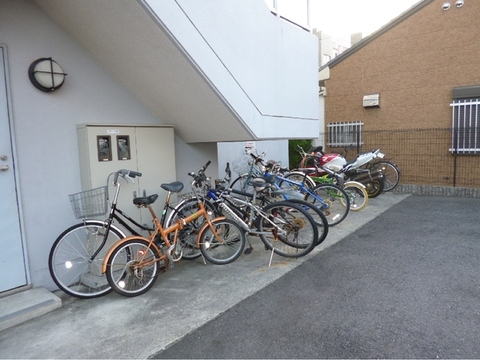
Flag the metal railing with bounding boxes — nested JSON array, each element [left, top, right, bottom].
[[318, 127, 480, 188]]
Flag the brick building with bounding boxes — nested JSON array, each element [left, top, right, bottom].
[[320, 0, 480, 189]]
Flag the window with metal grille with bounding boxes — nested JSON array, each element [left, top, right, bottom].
[[451, 86, 480, 154], [327, 121, 363, 147]]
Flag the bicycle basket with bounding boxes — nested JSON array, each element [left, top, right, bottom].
[[232, 155, 252, 175], [69, 186, 108, 219]]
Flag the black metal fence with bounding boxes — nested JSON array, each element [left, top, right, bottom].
[[318, 127, 480, 189]]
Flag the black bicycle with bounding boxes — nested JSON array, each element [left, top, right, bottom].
[[49, 169, 209, 298]]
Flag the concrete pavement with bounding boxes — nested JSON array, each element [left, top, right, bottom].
[[0, 193, 410, 359]]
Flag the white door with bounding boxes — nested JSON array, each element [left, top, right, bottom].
[[0, 46, 28, 292]]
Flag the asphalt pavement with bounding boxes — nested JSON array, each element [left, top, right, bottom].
[[1, 193, 479, 359], [154, 194, 480, 359]]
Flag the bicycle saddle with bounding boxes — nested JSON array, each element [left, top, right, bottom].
[[264, 174, 277, 184], [248, 178, 268, 191], [161, 181, 184, 193], [133, 194, 159, 206]]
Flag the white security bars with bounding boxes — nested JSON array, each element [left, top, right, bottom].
[[451, 99, 480, 154], [327, 121, 363, 147]]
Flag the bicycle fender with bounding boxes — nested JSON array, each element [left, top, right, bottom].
[[196, 216, 227, 244], [101, 235, 161, 274], [344, 180, 366, 189]]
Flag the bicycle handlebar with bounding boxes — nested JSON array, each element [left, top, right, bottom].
[[113, 169, 142, 185], [188, 161, 211, 187]]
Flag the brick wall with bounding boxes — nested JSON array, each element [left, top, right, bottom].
[[323, 0, 480, 187]]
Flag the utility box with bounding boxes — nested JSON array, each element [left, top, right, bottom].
[[76, 124, 176, 226]]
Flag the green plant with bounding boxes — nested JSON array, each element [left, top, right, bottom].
[[288, 139, 312, 170]]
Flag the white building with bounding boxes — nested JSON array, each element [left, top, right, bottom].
[[0, 0, 319, 300]]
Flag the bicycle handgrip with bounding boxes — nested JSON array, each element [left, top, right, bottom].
[[202, 161, 211, 171], [225, 162, 231, 178], [128, 170, 142, 178], [113, 169, 128, 184], [250, 153, 264, 164]]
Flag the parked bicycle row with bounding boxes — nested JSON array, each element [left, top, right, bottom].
[[48, 146, 399, 299]]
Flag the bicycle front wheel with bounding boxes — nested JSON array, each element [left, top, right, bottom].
[[342, 182, 368, 211], [200, 218, 246, 265], [49, 220, 125, 299], [279, 171, 316, 191], [106, 237, 168, 297], [230, 173, 253, 193], [258, 201, 318, 258], [304, 184, 350, 227]]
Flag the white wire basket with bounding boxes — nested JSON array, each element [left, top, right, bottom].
[[69, 186, 108, 219], [232, 155, 252, 175]]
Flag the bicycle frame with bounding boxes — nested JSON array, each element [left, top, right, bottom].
[[101, 189, 227, 273], [267, 172, 330, 210], [87, 180, 156, 261], [233, 149, 330, 210], [89, 174, 195, 262], [206, 187, 289, 238]]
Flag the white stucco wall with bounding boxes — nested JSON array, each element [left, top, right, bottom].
[[217, 140, 289, 180], [0, 0, 317, 292], [145, 0, 319, 139], [0, 0, 215, 290]]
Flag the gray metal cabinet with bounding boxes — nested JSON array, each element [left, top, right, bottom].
[[76, 124, 176, 227]]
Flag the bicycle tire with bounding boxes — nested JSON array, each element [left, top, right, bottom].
[[230, 173, 255, 194], [365, 177, 384, 198], [370, 160, 400, 192], [48, 220, 126, 299], [285, 198, 329, 246], [279, 171, 316, 191], [342, 182, 368, 211], [105, 237, 167, 297], [199, 218, 246, 265], [258, 201, 318, 258], [165, 197, 216, 260], [304, 183, 350, 227]]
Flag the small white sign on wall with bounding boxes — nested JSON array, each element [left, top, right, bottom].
[[363, 94, 380, 108], [245, 141, 255, 150]]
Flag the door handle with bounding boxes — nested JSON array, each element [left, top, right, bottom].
[[0, 165, 9, 171]]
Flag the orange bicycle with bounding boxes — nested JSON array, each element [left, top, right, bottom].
[[102, 161, 246, 297]]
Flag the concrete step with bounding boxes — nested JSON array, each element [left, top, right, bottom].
[[0, 287, 62, 332]]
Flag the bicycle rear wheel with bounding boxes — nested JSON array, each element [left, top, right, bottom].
[[285, 198, 329, 246], [304, 184, 350, 227], [258, 201, 318, 258], [365, 177, 384, 198], [199, 218, 246, 265], [49, 220, 125, 299], [166, 197, 216, 260], [370, 160, 400, 192], [106, 237, 168, 297], [342, 182, 368, 211]]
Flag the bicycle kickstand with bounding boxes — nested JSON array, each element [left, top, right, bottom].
[[268, 246, 275, 268], [244, 235, 254, 255], [200, 252, 207, 266]]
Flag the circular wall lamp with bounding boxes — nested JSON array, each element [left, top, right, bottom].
[[455, 0, 464, 8], [442, 2, 451, 10], [28, 57, 67, 92]]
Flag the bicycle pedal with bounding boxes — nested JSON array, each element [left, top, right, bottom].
[[244, 247, 253, 255]]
